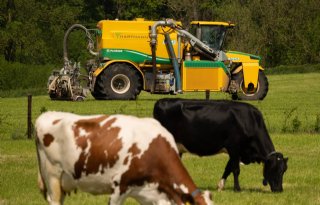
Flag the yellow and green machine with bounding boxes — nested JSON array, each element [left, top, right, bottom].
[[48, 18, 268, 101]]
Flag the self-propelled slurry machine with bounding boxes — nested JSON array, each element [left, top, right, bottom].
[[47, 18, 268, 101]]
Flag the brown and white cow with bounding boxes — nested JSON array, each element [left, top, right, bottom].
[[35, 111, 213, 205]]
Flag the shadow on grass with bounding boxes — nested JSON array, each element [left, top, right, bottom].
[[199, 186, 271, 194]]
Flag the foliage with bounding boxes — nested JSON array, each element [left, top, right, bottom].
[[315, 114, 320, 133], [215, 0, 320, 67], [265, 64, 320, 75], [0, 57, 53, 96], [281, 107, 302, 133], [0, 0, 319, 67]]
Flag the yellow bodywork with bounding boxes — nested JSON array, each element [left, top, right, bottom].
[[182, 61, 229, 91], [227, 51, 263, 88], [94, 19, 184, 90], [96, 19, 182, 64], [93, 19, 263, 92]]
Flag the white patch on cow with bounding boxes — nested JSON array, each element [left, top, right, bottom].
[[104, 150, 108, 158], [84, 139, 91, 155], [124, 182, 173, 205], [36, 112, 83, 171], [80, 140, 92, 171], [217, 179, 225, 191], [78, 127, 88, 137], [173, 183, 189, 193], [61, 172, 77, 192], [202, 190, 214, 205]]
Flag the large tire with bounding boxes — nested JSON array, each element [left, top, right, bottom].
[[92, 63, 142, 100], [232, 70, 268, 100]]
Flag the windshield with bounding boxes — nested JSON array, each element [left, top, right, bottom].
[[190, 25, 228, 50]]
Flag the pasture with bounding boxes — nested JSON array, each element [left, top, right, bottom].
[[0, 72, 320, 204]]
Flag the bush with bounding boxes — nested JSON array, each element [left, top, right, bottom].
[[265, 64, 320, 75], [0, 58, 55, 97], [315, 115, 320, 133]]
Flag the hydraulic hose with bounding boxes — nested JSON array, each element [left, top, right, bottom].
[[150, 20, 177, 93], [164, 33, 182, 93], [151, 44, 157, 93], [63, 24, 98, 64]]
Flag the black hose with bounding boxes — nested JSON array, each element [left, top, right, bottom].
[[151, 44, 157, 93], [63, 24, 97, 63], [164, 33, 182, 92]]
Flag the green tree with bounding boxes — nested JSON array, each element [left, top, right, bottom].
[[0, 0, 319, 66], [166, 0, 221, 26], [110, 0, 170, 20]]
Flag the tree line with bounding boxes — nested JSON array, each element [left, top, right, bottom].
[[0, 0, 319, 67]]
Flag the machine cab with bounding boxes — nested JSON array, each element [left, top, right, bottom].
[[189, 21, 235, 51]]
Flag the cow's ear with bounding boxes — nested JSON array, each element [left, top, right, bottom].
[[284, 157, 288, 163]]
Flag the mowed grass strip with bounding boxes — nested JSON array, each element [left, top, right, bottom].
[[1, 73, 320, 140], [0, 134, 319, 205]]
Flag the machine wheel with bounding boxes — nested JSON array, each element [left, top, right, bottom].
[[92, 63, 142, 100], [231, 70, 268, 100]]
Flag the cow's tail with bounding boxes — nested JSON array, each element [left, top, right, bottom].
[[35, 136, 48, 200]]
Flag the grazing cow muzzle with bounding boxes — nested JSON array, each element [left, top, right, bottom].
[[263, 152, 288, 192]]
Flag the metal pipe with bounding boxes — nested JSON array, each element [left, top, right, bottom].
[[164, 33, 182, 93], [177, 34, 181, 62], [150, 19, 178, 48], [149, 19, 178, 93], [176, 29, 217, 58], [63, 24, 98, 63]]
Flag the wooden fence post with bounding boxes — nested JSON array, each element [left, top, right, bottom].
[[205, 90, 210, 100], [27, 94, 32, 139]]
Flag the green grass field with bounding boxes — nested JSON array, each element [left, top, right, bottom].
[[1, 72, 320, 204]]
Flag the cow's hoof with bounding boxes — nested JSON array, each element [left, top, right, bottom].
[[217, 179, 225, 191], [234, 187, 241, 192]]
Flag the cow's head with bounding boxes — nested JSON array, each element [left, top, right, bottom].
[[263, 152, 288, 192]]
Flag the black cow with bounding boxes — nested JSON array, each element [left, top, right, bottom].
[[153, 98, 288, 192]]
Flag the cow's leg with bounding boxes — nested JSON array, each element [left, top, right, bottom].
[[38, 170, 47, 199], [218, 157, 241, 191], [40, 159, 65, 205], [232, 160, 241, 191], [108, 187, 126, 205], [218, 159, 232, 191], [37, 147, 65, 205], [46, 176, 64, 205]]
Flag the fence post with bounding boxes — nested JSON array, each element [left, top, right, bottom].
[[205, 90, 210, 100], [27, 94, 32, 139]]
